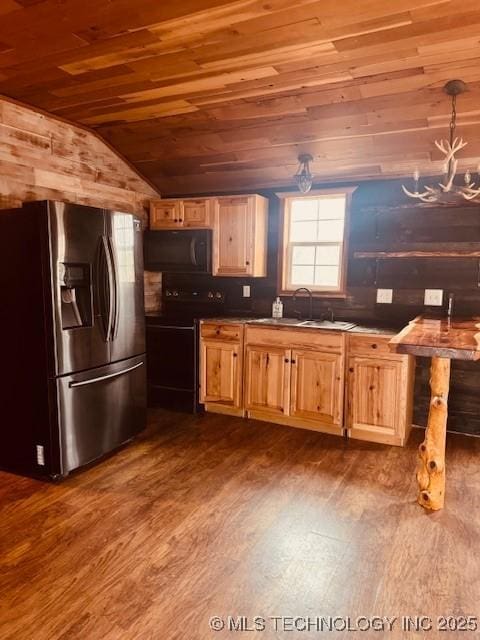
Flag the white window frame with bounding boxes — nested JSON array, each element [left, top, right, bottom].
[[278, 188, 356, 296]]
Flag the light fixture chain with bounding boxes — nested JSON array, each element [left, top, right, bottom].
[[449, 93, 457, 147]]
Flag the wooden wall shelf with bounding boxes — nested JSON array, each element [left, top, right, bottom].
[[354, 251, 480, 259], [354, 243, 480, 259]]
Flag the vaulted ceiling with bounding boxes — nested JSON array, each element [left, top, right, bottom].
[[2, 0, 480, 195]]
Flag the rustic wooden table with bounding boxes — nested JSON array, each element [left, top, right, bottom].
[[390, 316, 480, 510]]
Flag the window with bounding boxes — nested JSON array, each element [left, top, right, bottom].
[[279, 189, 353, 295]]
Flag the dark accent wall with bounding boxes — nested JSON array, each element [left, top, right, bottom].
[[164, 178, 480, 436]]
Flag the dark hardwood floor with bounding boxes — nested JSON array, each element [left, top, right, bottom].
[[1, 410, 479, 640]]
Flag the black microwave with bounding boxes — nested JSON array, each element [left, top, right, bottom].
[[144, 229, 212, 273]]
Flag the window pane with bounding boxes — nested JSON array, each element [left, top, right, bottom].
[[314, 266, 340, 287], [290, 199, 318, 221], [316, 219, 344, 242], [317, 196, 346, 220], [315, 245, 340, 265], [292, 245, 315, 265], [290, 219, 317, 242], [291, 265, 314, 286]]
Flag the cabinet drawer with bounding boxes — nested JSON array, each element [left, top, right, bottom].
[[245, 326, 343, 352], [200, 323, 243, 342], [348, 334, 398, 357]]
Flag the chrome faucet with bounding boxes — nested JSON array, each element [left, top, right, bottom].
[[292, 287, 313, 320], [447, 292, 454, 319], [325, 306, 335, 323]]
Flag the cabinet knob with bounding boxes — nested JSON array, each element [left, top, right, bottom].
[[245, 261, 250, 265], [179, 219, 183, 223], [284, 358, 289, 363], [291, 359, 296, 364], [349, 367, 354, 373], [233, 353, 238, 358], [371, 343, 378, 349]]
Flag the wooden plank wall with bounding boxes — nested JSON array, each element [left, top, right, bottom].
[[163, 179, 480, 436], [0, 97, 159, 219]]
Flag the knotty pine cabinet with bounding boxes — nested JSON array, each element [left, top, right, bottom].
[[150, 198, 212, 229], [346, 334, 415, 446], [244, 344, 291, 418], [199, 322, 244, 417], [200, 322, 415, 446], [244, 326, 344, 435], [213, 195, 268, 277]]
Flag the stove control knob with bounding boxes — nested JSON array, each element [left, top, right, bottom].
[[215, 292, 222, 299], [173, 290, 179, 297], [165, 290, 172, 297], [207, 291, 214, 298]]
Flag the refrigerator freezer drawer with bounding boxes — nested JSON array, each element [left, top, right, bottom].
[[55, 354, 146, 476]]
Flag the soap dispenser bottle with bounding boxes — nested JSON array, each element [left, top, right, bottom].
[[272, 296, 283, 319]]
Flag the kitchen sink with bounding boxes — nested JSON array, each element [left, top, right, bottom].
[[247, 317, 303, 326], [247, 318, 356, 330], [299, 320, 356, 330]]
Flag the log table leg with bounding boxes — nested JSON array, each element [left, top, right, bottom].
[[417, 356, 451, 510]]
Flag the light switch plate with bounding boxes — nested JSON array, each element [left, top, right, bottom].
[[424, 289, 443, 306], [376, 288, 393, 304], [242, 285, 251, 298]]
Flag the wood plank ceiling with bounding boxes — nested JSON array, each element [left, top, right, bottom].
[[2, 0, 480, 195]]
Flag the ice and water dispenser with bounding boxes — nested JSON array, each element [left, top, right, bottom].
[[59, 263, 93, 329]]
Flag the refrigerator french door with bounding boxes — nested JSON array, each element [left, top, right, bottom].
[[0, 200, 146, 479]]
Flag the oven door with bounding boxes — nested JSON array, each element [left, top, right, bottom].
[[146, 323, 197, 412]]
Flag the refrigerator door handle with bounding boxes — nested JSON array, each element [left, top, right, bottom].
[[100, 235, 115, 341], [69, 361, 144, 388], [107, 236, 120, 340]]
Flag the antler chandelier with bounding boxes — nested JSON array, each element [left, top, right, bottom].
[[402, 79, 480, 204]]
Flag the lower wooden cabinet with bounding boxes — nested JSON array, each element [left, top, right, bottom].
[[243, 326, 344, 435], [199, 323, 244, 417], [244, 345, 290, 417], [200, 323, 414, 445], [290, 349, 343, 429], [346, 335, 415, 446]]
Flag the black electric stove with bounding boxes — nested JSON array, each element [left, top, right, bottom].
[[146, 286, 227, 413]]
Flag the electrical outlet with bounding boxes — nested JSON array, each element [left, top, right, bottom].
[[242, 285, 251, 298], [376, 288, 393, 304], [424, 289, 443, 306]]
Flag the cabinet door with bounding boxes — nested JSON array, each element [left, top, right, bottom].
[[150, 201, 182, 228], [347, 356, 402, 437], [244, 345, 290, 417], [290, 350, 343, 429], [200, 340, 241, 407], [213, 197, 253, 276], [182, 199, 211, 228]]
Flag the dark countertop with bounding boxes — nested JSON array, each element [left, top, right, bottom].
[[197, 316, 403, 336]]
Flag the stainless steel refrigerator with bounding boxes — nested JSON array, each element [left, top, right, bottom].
[[0, 201, 146, 479]]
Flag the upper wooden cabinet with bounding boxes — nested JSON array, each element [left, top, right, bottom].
[[150, 200, 182, 228], [213, 195, 268, 277], [150, 198, 212, 229]]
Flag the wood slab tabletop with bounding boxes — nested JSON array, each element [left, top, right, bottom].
[[389, 315, 480, 361]]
